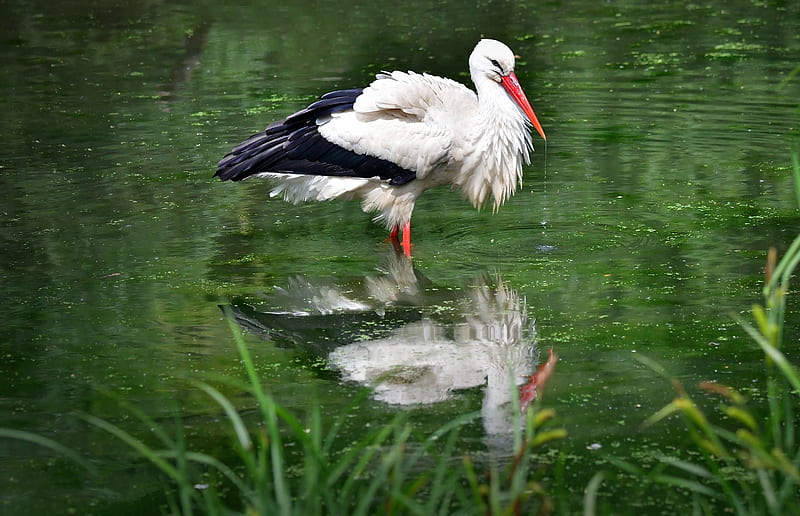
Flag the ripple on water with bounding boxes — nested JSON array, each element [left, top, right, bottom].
[[427, 218, 561, 267]]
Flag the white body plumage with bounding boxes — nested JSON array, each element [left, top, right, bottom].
[[216, 39, 546, 253]]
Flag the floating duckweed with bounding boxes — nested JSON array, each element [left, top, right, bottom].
[[632, 52, 681, 67], [707, 41, 764, 59], [559, 50, 586, 59], [245, 94, 315, 115]]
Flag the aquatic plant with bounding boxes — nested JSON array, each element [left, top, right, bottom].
[[612, 151, 800, 515], [77, 308, 565, 515]]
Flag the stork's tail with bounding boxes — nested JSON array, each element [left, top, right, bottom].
[[214, 88, 418, 186], [215, 128, 284, 181], [215, 89, 365, 182]]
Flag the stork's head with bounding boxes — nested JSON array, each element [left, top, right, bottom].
[[469, 39, 518, 83], [469, 39, 547, 140]]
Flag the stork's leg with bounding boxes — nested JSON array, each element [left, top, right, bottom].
[[388, 223, 412, 257], [400, 221, 412, 257]]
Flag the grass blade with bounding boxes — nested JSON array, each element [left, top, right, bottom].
[[650, 473, 720, 499], [82, 414, 187, 489], [197, 382, 252, 451], [739, 320, 800, 393], [583, 471, 605, 516], [792, 147, 800, 209], [164, 449, 251, 495], [657, 456, 714, 480], [0, 428, 97, 475]]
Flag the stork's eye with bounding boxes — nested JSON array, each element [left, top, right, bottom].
[[489, 58, 502, 72]]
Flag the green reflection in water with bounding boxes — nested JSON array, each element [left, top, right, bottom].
[[1, 0, 799, 513]]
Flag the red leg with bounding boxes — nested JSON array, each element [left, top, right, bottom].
[[389, 224, 400, 241], [401, 221, 412, 257]]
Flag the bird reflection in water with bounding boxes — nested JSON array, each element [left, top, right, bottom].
[[224, 249, 556, 437]]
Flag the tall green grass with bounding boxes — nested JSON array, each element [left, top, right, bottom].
[[614, 150, 800, 515], [77, 309, 566, 515]]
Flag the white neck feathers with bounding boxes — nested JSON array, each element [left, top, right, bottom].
[[455, 74, 533, 211]]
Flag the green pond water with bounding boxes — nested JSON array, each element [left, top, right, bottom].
[[2, 0, 800, 513]]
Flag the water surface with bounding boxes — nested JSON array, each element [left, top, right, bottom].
[[2, 0, 800, 513]]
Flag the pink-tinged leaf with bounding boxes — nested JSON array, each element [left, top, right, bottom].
[[519, 348, 558, 412]]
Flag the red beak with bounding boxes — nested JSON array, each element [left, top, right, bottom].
[[501, 72, 547, 141]]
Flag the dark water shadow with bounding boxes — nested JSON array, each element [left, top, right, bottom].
[[156, 20, 211, 103]]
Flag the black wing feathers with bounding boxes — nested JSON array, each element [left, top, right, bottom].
[[215, 88, 417, 186]]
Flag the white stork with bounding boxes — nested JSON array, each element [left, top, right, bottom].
[[215, 39, 547, 256]]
